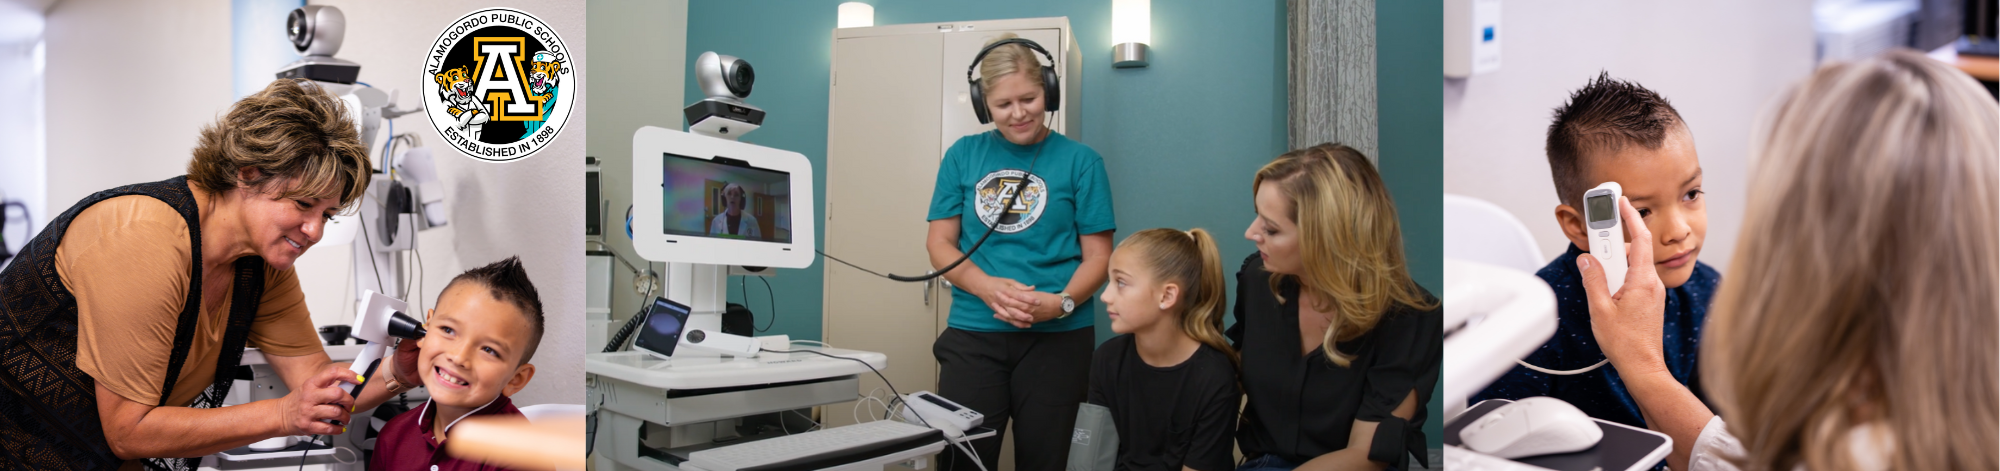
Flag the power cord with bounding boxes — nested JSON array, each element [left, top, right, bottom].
[[759, 347, 989, 471], [601, 301, 650, 353], [1516, 358, 1608, 375], [947, 438, 988, 471], [818, 116, 1052, 284], [755, 276, 776, 332], [295, 434, 317, 471], [757, 348, 932, 430], [587, 376, 605, 456], [357, 217, 387, 293], [602, 282, 661, 353], [787, 409, 821, 433]]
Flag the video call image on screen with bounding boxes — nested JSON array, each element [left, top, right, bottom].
[[663, 153, 793, 244]]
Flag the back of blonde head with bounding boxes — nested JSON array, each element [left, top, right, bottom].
[[978, 33, 1044, 94], [1254, 143, 1436, 366], [1118, 228, 1236, 364], [1701, 49, 1998, 471]]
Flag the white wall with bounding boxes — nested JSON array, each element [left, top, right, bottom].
[[45, 0, 233, 218], [44, 0, 586, 408], [584, 0, 687, 336], [0, 0, 45, 258], [309, 0, 587, 409], [1442, 0, 1817, 270]]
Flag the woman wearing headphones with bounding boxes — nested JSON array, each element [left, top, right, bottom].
[[925, 33, 1115, 471], [1232, 144, 1441, 471]]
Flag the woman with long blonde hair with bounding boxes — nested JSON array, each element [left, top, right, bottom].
[[1231, 143, 1441, 470], [1693, 49, 1998, 470]]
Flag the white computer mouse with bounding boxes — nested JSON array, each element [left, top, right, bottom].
[[1459, 397, 1604, 459], [247, 435, 293, 452]]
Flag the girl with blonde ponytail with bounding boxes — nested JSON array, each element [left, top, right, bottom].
[[1087, 227, 1242, 471]]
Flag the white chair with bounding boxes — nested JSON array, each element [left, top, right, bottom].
[[1442, 194, 1554, 421], [514, 403, 588, 471], [1442, 259, 1557, 420], [1442, 194, 1547, 274], [517, 403, 586, 423]]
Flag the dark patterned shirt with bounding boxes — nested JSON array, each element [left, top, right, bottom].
[[1471, 244, 1717, 429]]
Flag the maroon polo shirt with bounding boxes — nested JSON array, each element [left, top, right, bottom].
[[370, 395, 524, 471]]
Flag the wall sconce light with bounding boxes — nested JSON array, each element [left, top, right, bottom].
[[837, 2, 874, 29], [1112, 0, 1149, 68]]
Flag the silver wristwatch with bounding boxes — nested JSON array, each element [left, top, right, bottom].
[[1057, 292, 1076, 319]]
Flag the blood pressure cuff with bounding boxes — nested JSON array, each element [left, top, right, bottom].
[[1067, 402, 1118, 471], [1367, 415, 1426, 468]]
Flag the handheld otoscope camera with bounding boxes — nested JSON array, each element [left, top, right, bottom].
[[343, 291, 426, 398]]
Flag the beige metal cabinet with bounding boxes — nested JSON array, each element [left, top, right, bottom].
[[822, 17, 1080, 468]]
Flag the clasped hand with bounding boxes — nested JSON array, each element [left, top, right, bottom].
[[975, 276, 1062, 329]]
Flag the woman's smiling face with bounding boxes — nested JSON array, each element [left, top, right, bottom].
[[984, 71, 1048, 146], [236, 177, 338, 271]]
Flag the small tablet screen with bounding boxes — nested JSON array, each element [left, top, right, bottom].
[[634, 297, 693, 357], [1587, 194, 1616, 223], [919, 393, 961, 411]]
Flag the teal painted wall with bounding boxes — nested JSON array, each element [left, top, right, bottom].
[[1378, 0, 1446, 451], [689, 0, 1443, 454], [688, 0, 1292, 345]]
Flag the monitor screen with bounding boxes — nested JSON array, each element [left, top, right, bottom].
[[585, 169, 601, 236], [1586, 194, 1615, 223], [662, 152, 793, 244], [634, 297, 692, 357], [919, 393, 962, 411]]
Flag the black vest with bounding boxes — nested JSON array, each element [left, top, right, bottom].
[[0, 176, 265, 470]]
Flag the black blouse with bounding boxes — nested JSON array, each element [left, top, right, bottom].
[[1226, 254, 1440, 468]]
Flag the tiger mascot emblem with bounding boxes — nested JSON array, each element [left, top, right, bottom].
[[521, 51, 563, 140], [432, 65, 489, 140]]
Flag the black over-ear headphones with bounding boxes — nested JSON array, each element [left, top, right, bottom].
[[967, 38, 1061, 125]]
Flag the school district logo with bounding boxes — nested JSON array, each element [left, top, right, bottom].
[[421, 8, 574, 162], [974, 169, 1047, 233]]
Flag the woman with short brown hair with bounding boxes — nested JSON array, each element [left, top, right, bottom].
[[0, 79, 417, 470]]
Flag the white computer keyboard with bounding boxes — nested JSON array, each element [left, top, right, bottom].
[[686, 419, 934, 471], [1443, 445, 1559, 471]]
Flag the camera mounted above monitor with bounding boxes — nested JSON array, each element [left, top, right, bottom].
[[276, 6, 362, 84], [686, 52, 767, 140]]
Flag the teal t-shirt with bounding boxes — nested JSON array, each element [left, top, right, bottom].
[[927, 130, 1115, 333]]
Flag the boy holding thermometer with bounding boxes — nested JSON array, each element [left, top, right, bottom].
[[1472, 73, 1720, 448]]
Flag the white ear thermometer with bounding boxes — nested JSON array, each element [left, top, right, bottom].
[[1511, 183, 1630, 377], [1583, 182, 1627, 293]]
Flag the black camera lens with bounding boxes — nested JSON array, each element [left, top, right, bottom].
[[726, 60, 754, 98], [287, 9, 311, 51], [318, 325, 351, 345]]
